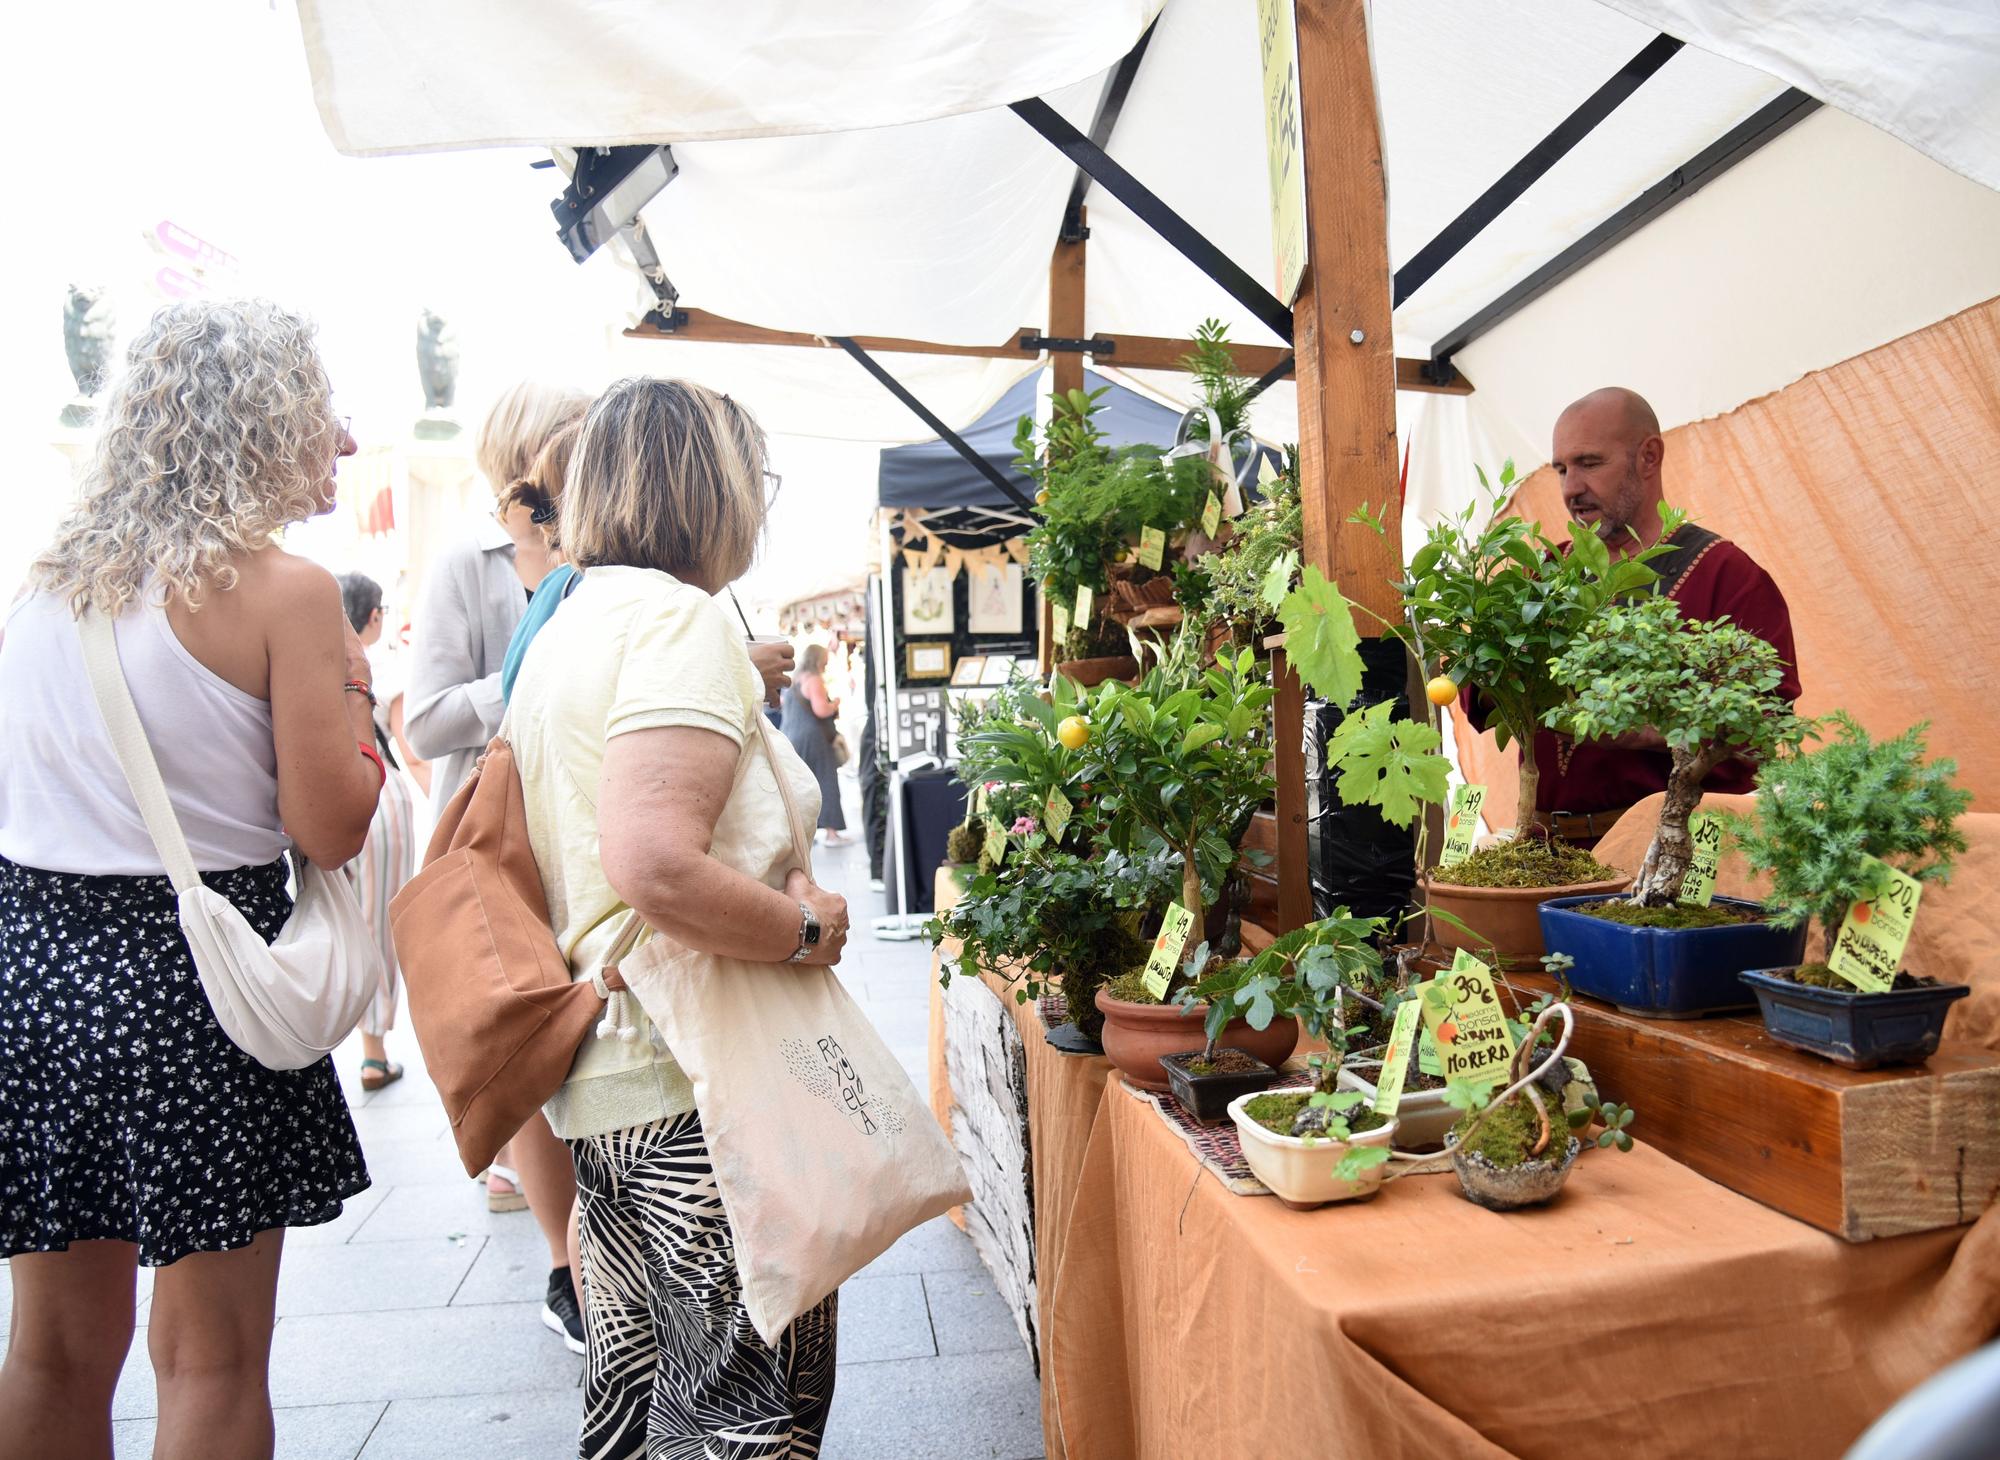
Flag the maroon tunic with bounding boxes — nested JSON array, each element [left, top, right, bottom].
[[1472, 527, 1802, 815]]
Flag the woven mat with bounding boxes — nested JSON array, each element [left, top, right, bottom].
[[1122, 1062, 1316, 1197]]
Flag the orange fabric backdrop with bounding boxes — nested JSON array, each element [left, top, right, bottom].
[[1454, 295, 2000, 834]]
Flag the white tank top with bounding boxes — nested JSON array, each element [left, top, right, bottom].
[[0, 588, 288, 876]]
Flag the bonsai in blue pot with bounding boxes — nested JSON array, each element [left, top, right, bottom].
[[1729, 716, 1972, 1068], [1535, 597, 1809, 1016]]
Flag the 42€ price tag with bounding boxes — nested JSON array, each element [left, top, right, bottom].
[[1417, 950, 1517, 1094], [1438, 784, 1486, 868], [1678, 811, 1723, 907], [1827, 855, 1921, 993], [1141, 902, 1198, 1000]]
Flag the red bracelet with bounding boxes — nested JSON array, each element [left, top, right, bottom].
[[357, 741, 387, 788]]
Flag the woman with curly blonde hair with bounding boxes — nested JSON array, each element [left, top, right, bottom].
[[0, 300, 381, 1460]]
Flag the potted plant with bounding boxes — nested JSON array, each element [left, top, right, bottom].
[[1440, 1001, 1638, 1210], [1535, 596, 1812, 1015], [1159, 910, 1385, 1123], [1729, 715, 1972, 1068]]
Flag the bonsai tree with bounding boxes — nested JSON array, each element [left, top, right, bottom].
[[1443, 1001, 1639, 1168], [1728, 713, 1970, 972], [1072, 649, 1276, 942], [1549, 595, 1808, 905]]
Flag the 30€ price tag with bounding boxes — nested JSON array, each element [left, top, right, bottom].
[[1137, 526, 1167, 571], [1200, 492, 1222, 538], [1051, 601, 1070, 643], [1417, 951, 1517, 1094], [1678, 811, 1723, 907], [1371, 998, 1424, 1118], [1043, 787, 1073, 845], [1438, 784, 1487, 868], [984, 819, 1007, 867], [1074, 584, 1093, 631], [1828, 856, 1921, 993], [1141, 902, 1198, 1000]]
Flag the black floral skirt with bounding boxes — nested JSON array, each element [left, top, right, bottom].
[[0, 854, 370, 1266]]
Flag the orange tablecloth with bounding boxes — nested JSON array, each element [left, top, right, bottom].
[[1042, 1076, 2000, 1459]]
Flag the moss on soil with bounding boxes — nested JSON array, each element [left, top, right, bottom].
[[1103, 968, 1163, 1004], [1430, 839, 1619, 890], [1244, 1090, 1388, 1140], [1451, 1091, 1569, 1169], [1775, 962, 1922, 993], [1578, 900, 1757, 929]]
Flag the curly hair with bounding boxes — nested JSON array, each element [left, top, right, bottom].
[[32, 299, 339, 615]]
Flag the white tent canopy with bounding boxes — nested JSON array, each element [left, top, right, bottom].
[[300, 0, 2000, 531]]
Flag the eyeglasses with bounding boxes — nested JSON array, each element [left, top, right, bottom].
[[763, 468, 783, 510], [334, 415, 352, 438]]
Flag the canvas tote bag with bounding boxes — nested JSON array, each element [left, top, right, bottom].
[[616, 715, 971, 1347], [78, 607, 381, 1071]]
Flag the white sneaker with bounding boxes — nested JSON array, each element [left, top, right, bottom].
[[869, 878, 886, 892]]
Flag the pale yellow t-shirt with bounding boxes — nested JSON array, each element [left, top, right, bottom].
[[503, 565, 820, 1140]]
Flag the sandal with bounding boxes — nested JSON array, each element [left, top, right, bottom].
[[486, 1162, 529, 1214], [359, 1058, 404, 1092]]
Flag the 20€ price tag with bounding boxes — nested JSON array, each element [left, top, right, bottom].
[[1678, 811, 1723, 907], [1418, 951, 1517, 1094], [1828, 856, 1921, 993], [1438, 784, 1487, 868], [1043, 787, 1073, 845], [1137, 526, 1167, 571], [1141, 902, 1198, 1000], [1074, 584, 1093, 631], [1200, 492, 1222, 538], [1051, 601, 1070, 643], [1371, 998, 1424, 1118]]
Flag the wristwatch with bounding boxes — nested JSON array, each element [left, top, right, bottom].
[[788, 901, 822, 963]]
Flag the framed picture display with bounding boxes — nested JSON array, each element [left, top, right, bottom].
[[966, 561, 1024, 634], [978, 653, 1016, 685], [902, 566, 955, 636], [950, 656, 987, 687], [905, 641, 952, 680]]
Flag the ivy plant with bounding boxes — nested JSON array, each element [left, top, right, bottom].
[[1727, 713, 1970, 952], [1549, 595, 1808, 904]]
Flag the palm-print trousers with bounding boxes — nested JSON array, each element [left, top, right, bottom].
[[568, 1112, 839, 1459]]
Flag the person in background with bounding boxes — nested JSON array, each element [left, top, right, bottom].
[[506, 376, 847, 1456], [783, 642, 849, 844], [0, 300, 378, 1460], [403, 380, 590, 1346], [337, 572, 420, 1092]]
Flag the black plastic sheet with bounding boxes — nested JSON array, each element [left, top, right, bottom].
[[1304, 637, 1419, 928]]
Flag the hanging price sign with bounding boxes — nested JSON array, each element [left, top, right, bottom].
[[1417, 951, 1517, 1094], [1074, 584, 1094, 631], [1438, 784, 1487, 868], [1051, 601, 1070, 643], [984, 819, 1007, 867], [1141, 902, 1199, 1000], [1137, 526, 1167, 571], [1678, 811, 1723, 907], [1201, 492, 1222, 538], [1043, 787, 1073, 845], [1371, 998, 1424, 1117], [1827, 857, 1920, 993]]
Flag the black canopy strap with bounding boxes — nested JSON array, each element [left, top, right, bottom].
[[1061, 19, 1160, 242], [1010, 96, 1294, 346], [1243, 351, 1297, 404], [1392, 33, 1685, 308], [830, 336, 1037, 513]]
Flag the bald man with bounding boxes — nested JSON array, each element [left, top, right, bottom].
[[1488, 387, 1801, 845]]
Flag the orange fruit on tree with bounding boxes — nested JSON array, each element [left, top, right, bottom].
[[1425, 675, 1458, 707], [1057, 715, 1090, 750]]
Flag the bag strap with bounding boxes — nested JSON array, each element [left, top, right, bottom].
[[751, 713, 815, 875], [77, 607, 203, 895]]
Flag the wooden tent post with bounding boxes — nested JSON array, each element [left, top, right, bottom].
[[1275, 0, 1404, 932], [1040, 210, 1089, 672]]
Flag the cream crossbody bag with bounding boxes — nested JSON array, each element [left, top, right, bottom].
[[79, 607, 382, 1071]]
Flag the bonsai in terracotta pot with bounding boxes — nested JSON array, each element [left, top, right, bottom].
[[1728, 715, 1972, 1068], [1536, 596, 1810, 1015]]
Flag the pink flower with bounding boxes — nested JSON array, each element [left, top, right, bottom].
[[1011, 816, 1038, 835], [983, 781, 1002, 792]]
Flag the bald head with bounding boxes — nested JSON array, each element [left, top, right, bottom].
[[1552, 387, 1666, 551]]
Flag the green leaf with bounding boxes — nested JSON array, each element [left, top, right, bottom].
[[1326, 701, 1449, 827], [1259, 549, 1300, 610], [1277, 565, 1364, 705], [1181, 723, 1225, 754]]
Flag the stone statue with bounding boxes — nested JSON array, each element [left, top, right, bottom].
[[61, 284, 116, 427], [414, 308, 461, 439]]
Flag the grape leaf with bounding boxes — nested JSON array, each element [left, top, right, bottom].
[[1327, 701, 1449, 827], [1260, 549, 1300, 610], [1277, 565, 1363, 706]]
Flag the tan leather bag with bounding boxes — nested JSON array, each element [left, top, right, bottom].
[[390, 736, 625, 1176]]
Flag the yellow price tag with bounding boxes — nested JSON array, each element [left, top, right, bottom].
[[1043, 787, 1073, 844], [1438, 784, 1487, 869], [1137, 526, 1167, 571], [1200, 492, 1222, 537], [1074, 584, 1093, 631], [984, 819, 1007, 867], [1051, 601, 1070, 644], [1142, 902, 1198, 1000], [1828, 856, 1920, 993], [1418, 951, 1517, 1094], [1371, 998, 1424, 1117], [1678, 811, 1723, 907]]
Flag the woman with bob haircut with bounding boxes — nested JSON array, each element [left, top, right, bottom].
[[0, 299, 379, 1459], [506, 376, 848, 1456]]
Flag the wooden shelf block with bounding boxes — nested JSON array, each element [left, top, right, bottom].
[[1511, 972, 2000, 1240]]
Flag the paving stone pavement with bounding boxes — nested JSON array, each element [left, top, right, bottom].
[[0, 777, 1044, 1459]]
